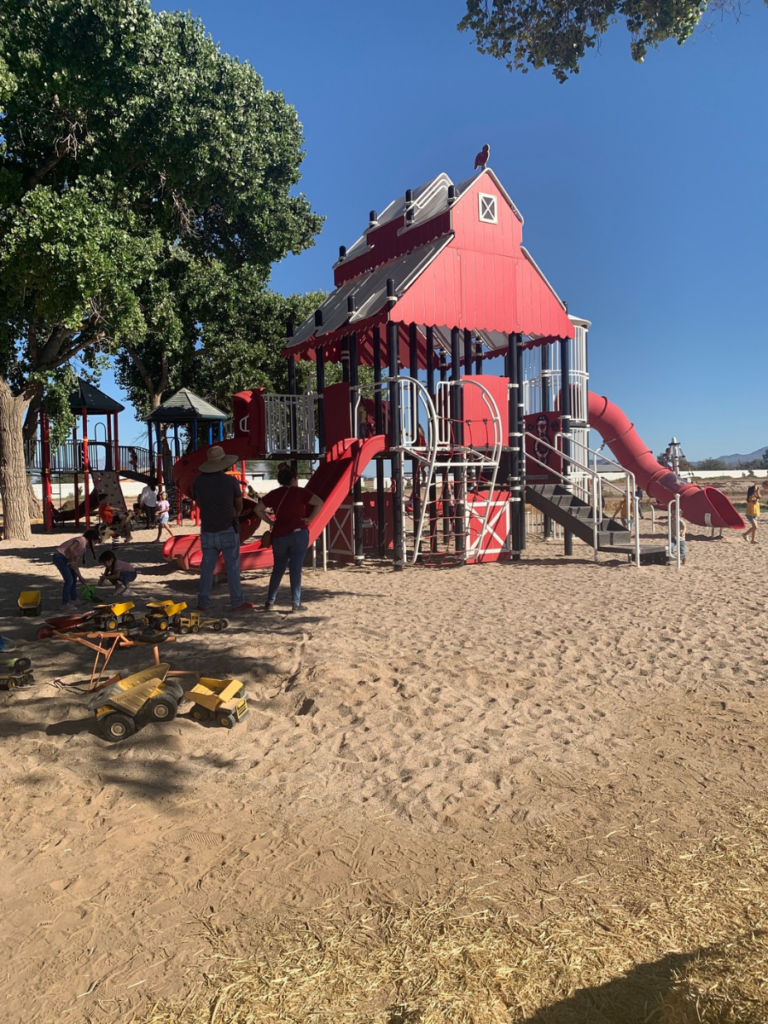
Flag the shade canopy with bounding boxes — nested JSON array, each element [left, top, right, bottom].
[[68, 378, 124, 415], [146, 388, 228, 424]]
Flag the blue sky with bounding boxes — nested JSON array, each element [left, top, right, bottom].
[[108, 0, 768, 460]]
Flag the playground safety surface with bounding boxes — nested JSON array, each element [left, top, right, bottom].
[[0, 523, 766, 1023]]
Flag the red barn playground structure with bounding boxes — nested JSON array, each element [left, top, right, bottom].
[[165, 166, 743, 576]]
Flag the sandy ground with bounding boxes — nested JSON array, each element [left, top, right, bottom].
[[0, 520, 766, 1023]]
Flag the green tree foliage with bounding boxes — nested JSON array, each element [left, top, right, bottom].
[[693, 457, 727, 470], [459, 0, 745, 82], [0, 0, 322, 537], [114, 273, 327, 417]]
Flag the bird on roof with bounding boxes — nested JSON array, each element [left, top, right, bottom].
[[474, 143, 490, 171]]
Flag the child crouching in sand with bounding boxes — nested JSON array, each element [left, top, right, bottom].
[[98, 551, 138, 597]]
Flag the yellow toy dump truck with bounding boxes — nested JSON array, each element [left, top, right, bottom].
[[90, 601, 136, 632], [18, 590, 42, 617], [142, 600, 187, 633], [0, 656, 34, 690], [184, 677, 248, 729], [174, 610, 228, 634], [88, 663, 184, 741]]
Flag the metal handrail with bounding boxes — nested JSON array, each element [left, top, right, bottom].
[[525, 430, 641, 567], [667, 495, 682, 570]]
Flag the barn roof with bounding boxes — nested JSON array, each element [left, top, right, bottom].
[[284, 167, 573, 366]]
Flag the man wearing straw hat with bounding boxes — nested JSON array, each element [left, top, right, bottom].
[[192, 445, 254, 613]]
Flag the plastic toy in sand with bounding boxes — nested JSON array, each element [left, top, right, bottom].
[[142, 600, 187, 633], [18, 591, 42, 617], [185, 677, 248, 728], [89, 601, 137, 632], [0, 656, 34, 690], [88, 663, 183, 741], [174, 610, 228, 634]]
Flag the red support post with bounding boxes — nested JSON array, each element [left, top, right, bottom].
[[73, 420, 80, 528], [41, 411, 53, 531], [82, 409, 90, 529]]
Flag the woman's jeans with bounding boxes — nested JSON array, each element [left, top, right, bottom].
[[267, 529, 309, 606], [198, 528, 244, 609], [53, 552, 78, 604]]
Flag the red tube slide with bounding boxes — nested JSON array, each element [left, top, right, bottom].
[[164, 434, 387, 573], [588, 392, 744, 530]]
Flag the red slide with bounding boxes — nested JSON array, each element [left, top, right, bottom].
[[164, 434, 387, 573], [588, 392, 744, 530]]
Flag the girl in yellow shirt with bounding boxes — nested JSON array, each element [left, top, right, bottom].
[[744, 484, 761, 544]]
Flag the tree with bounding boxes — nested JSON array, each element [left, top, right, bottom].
[[114, 268, 327, 418], [693, 457, 727, 470], [0, 0, 322, 538], [459, 0, 746, 83]]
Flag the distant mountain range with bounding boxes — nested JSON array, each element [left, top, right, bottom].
[[716, 447, 768, 466]]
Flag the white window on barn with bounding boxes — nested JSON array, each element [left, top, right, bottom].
[[478, 193, 498, 224]]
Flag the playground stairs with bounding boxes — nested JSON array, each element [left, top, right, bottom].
[[526, 482, 668, 565]]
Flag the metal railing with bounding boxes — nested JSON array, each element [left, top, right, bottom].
[[525, 431, 641, 567], [25, 440, 153, 477], [263, 393, 319, 455], [667, 495, 682, 570]]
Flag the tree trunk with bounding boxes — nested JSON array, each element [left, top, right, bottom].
[[0, 379, 33, 540]]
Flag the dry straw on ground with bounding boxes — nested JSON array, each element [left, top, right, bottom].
[[135, 805, 768, 1024]]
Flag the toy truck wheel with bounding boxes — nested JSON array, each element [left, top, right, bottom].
[[191, 706, 212, 722], [217, 711, 236, 729], [146, 696, 178, 722], [191, 625, 201, 634], [212, 621, 222, 632], [156, 618, 169, 631], [219, 619, 229, 629], [178, 625, 190, 635], [105, 618, 119, 631], [100, 712, 136, 742]]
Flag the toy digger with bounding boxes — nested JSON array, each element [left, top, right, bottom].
[[0, 656, 34, 690], [89, 663, 183, 741], [174, 610, 228, 634], [185, 677, 248, 728], [142, 600, 187, 633]]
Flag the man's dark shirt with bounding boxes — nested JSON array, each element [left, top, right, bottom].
[[192, 473, 241, 533]]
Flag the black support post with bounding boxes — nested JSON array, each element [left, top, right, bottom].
[[516, 333, 526, 553], [507, 333, 521, 559], [408, 323, 420, 537], [451, 327, 465, 557], [373, 325, 386, 557], [560, 336, 573, 556], [463, 329, 473, 375], [348, 331, 363, 566], [425, 326, 437, 552], [474, 342, 483, 374], [541, 343, 552, 539], [388, 318, 404, 570], [316, 345, 325, 454]]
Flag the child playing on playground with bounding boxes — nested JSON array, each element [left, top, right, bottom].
[[97, 493, 115, 527], [155, 490, 173, 542], [744, 483, 761, 544], [98, 551, 137, 597], [52, 528, 100, 610], [670, 508, 687, 564]]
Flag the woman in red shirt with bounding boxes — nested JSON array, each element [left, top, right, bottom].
[[256, 464, 323, 612]]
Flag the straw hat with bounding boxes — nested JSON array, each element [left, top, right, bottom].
[[198, 445, 239, 473]]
